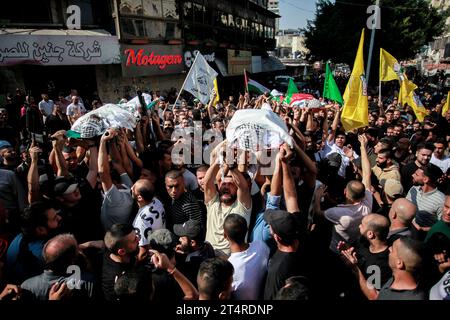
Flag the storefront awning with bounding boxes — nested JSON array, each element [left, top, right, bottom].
[[0, 28, 121, 66], [214, 58, 228, 77], [261, 56, 285, 73]]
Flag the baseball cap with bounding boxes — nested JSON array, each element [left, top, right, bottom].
[[148, 229, 178, 254], [429, 271, 450, 300], [53, 176, 78, 196], [0, 140, 12, 150], [173, 219, 203, 239], [381, 179, 404, 198], [263, 209, 304, 242]]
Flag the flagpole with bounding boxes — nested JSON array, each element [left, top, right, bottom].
[[244, 68, 248, 95], [379, 48, 382, 112], [366, 0, 380, 84], [174, 51, 201, 108]]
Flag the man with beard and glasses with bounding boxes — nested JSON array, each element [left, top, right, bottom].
[[372, 149, 401, 186], [102, 224, 141, 301], [6, 201, 62, 284], [401, 142, 434, 192], [173, 219, 215, 286], [339, 214, 392, 300], [203, 143, 252, 257]]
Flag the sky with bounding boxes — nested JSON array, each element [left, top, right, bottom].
[[278, 0, 318, 30]]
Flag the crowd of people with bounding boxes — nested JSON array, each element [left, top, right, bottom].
[[0, 78, 449, 302]]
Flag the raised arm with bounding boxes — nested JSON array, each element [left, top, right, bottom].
[[328, 107, 341, 143], [340, 246, 379, 300], [358, 134, 372, 190], [306, 109, 315, 132], [150, 112, 165, 142], [229, 168, 252, 210], [85, 144, 98, 189], [51, 130, 69, 177], [203, 142, 223, 203], [123, 133, 143, 169], [151, 251, 198, 300], [27, 145, 41, 203], [280, 145, 300, 213], [207, 91, 217, 119], [134, 118, 145, 154], [98, 129, 116, 192], [292, 140, 318, 188], [270, 150, 283, 197]]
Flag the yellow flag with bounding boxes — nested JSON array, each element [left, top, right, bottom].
[[380, 48, 401, 82], [398, 76, 428, 122], [213, 78, 220, 106], [442, 91, 449, 117], [341, 29, 369, 132]]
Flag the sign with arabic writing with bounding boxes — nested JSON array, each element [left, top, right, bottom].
[[121, 44, 183, 77], [0, 34, 120, 66]]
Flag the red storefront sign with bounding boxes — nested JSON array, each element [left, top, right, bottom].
[[121, 44, 183, 77], [124, 49, 182, 70]]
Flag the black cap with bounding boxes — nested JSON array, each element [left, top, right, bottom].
[[173, 219, 202, 239], [53, 176, 78, 196], [263, 209, 303, 242]]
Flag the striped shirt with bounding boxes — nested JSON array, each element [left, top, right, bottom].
[[406, 186, 445, 223]]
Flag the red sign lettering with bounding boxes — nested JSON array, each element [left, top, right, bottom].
[[124, 49, 182, 70]]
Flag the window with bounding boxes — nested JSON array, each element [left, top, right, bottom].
[[166, 22, 175, 38], [120, 17, 146, 38]]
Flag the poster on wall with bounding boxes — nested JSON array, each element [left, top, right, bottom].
[[0, 32, 121, 66], [121, 44, 183, 77], [227, 49, 252, 76]]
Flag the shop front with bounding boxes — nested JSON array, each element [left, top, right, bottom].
[[0, 29, 120, 103]]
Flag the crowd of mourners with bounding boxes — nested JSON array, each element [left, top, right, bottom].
[[0, 80, 449, 301]]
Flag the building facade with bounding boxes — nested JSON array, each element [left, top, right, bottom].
[[267, 0, 280, 33], [0, 0, 281, 103]]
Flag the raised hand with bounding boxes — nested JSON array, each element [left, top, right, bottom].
[[101, 128, 118, 142], [29, 146, 42, 162]]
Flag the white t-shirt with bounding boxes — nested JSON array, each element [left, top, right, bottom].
[[38, 99, 54, 121], [228, 240, 270, 300], [133, 198, 166, 246], [324, 189, 373, 254], [430, 154, 450, 174], [66, 103, 86, 117], [323, 140, 359, 177]]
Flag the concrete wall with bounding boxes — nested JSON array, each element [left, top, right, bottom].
[[95, 64, 185, 103]]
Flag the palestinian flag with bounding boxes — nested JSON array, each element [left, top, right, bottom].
[[244, 71, 270, 94]]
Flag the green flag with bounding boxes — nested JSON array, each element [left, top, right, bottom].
[[323, 62, 343, 105], [284, 78, 299, 105]]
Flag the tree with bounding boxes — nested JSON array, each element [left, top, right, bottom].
[[303, 0, 447, 84]]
